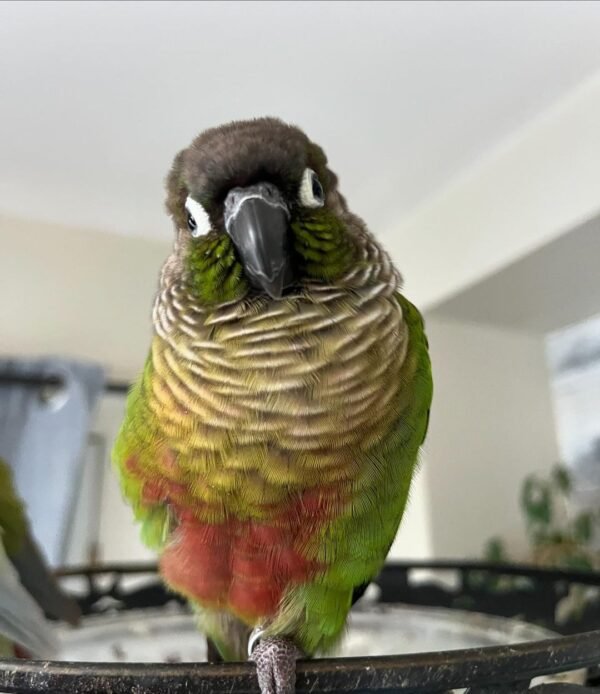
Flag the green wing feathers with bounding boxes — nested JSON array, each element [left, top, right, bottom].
[[265, 293, 432, 653], [112, 361, 171, 552], [0, 460, 29, 557]]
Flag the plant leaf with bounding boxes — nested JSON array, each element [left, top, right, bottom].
[[552, 465, 571, 494], [573, 512, 594, 544]]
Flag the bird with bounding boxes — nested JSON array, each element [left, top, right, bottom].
[[113, 117, 433, 694], [0, 458, 80, 658]]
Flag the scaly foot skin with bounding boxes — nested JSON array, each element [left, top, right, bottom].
[[249, 635, 303, 694]]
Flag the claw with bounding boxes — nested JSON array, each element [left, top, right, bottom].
[[249, 634, 303, 694], [248, 626, 266, 658]]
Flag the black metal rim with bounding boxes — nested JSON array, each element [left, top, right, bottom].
[[1, 630, 599, 693], [54, 559, 600, 584], [1, 561, 599, 693]]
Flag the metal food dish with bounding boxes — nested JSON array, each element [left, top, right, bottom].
[[56, 604, 586, 685], [2, 562, 599, 693]]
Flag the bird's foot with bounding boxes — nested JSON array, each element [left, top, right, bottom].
[[249, 630, 303, 694]]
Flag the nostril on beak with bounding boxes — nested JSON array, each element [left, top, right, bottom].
[[262, 183, 275, 200]]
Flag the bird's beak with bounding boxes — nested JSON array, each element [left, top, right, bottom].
[[224, 182, 294, 299]]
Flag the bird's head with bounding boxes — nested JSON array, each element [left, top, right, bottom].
[[165, 117, 365, 306]]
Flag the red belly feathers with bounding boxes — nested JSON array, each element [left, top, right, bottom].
[[127, 456, 342, 622]]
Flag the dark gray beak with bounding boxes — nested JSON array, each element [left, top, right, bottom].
[[224, 182, 294, 299]]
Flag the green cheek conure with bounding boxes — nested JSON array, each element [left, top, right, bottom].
[[113, 118, 433, 694], [0, 459, 80, 658]]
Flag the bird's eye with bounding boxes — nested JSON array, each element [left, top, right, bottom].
[[299, 168, 325, 208], [184, 196, 211, 238]]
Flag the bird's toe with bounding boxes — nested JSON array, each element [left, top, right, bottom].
[[249, 635, 303, 694]]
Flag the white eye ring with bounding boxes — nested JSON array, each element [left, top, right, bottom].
[[185, 195, 211, 238], [298, 168, 325, 208]]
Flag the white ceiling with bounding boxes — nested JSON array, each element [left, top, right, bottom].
[[430, 213, 600, 334], [2, 1, 600, 241]]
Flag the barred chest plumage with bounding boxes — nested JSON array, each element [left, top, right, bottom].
[[156, 236, 404, 429], [144, 235, 408, 512]]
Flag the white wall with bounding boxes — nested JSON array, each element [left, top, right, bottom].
[[392, 71, 600, 312], [388, 463, 434, 561], [0, 213, 169, 380], [422, 316, 560, 559]]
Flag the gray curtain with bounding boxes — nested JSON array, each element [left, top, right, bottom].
[[0, 357, 104, 567]]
